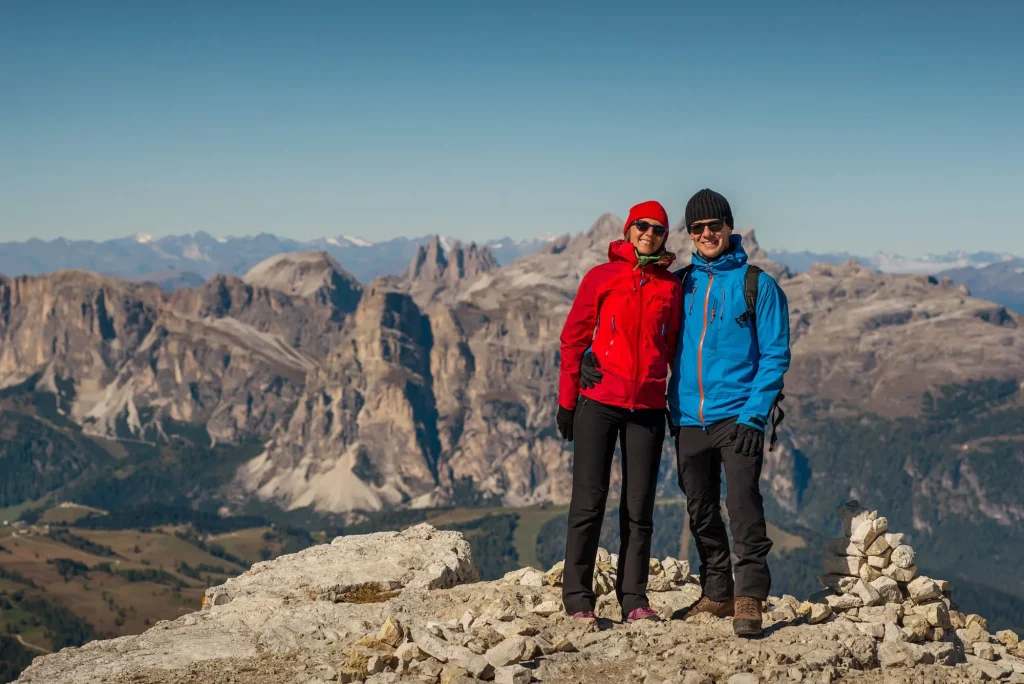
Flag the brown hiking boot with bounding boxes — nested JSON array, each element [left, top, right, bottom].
[[733, 597, 763, 637], [686, 595, 734, 619]]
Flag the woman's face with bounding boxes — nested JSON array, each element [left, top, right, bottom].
[[628, 220, 667, 256]]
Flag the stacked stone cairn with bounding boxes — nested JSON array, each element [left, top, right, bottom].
[[804, 500, 1024, 677]]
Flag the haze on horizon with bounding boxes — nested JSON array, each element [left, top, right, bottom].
[[1, 1, 1022, 256]]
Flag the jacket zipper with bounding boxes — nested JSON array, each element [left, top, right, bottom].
[[697, 268, 713, 427], [606, 315, 614, 358], [633, 269, 644, 409]]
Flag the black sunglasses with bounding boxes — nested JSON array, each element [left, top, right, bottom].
[[631, 220, 667, 237], [687, 219, 727, 236]]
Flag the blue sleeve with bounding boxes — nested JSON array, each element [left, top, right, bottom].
[[738, 272, 791, 430]]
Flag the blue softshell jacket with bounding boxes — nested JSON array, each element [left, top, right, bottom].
[[667, 234, 791, 430]]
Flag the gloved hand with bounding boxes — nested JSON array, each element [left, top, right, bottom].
[[664, 409, 679, 439], [733, 423, 764, 458], [557, 406, 575, 442], [579, 351, 603, 390]]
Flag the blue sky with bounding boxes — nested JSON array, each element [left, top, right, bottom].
[[1, 1, 1022, 255]]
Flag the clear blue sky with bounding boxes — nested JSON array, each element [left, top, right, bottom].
[[1, 1, 1022, 255]]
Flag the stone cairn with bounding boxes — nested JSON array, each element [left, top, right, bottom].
[[801, 500, 1024, 675]]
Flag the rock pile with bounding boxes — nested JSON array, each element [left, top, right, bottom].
[[499, 549, 703, 623], [788, 500, 1024, 680]]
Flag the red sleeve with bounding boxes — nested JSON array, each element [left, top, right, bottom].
[[558, 269, 601, 411]]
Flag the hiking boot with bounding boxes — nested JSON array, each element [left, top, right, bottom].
[[686, 595, 734, 619], [733, 597, 763, 637], [569, 610, 597, 621]]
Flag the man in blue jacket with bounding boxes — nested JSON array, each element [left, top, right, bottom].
[[668, 188, 791, 637]]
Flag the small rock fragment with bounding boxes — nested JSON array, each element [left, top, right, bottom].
[[907, 576, 941, 604], [974, 643, 996, 661], [883, 532, 904, 548], [901, 613, 930, 642], [851, 517, 888, 552], [378, 616, 405, 648], [825, 594, 863, 610], [440, 664, 470, 684], [495, 664, 532, 684], [852, 579, 884, 607], [531, 601, 560, 617], [890, 545, 915, 569], [520, 569, 545, 587], [997, 629, 1020, 649], [411, 627, 450, 663], [822, 556, 864, 576], [870, 577, 903, 604], [396, 642, 425, 663], [922, 601, 952, 629], [881, 563, 917, 582], [966, 614, 989, 631], [485, 636, 535, 668]]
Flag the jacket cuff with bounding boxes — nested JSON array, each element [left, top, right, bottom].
[[737, 415, 766, 432]]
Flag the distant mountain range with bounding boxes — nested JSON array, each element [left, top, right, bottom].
[[767, 247, 1023, 274], [768, 249, 1024, 313], [1, 232, 1021, 313], [0, 232, 555, 289]]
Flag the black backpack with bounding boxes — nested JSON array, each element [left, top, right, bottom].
[[674, 263, 786, 451]]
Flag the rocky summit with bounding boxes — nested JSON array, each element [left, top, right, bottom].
[[16, 523, 1024, 684]]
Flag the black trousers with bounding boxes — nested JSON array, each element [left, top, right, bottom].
[[562, 397, 664, 616], [676, 417, 772, 601]]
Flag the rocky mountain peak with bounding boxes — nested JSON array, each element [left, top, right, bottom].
[[406, 236, 498, 286], [242, 250, 363, 314], [15, 521, 1020, 684]]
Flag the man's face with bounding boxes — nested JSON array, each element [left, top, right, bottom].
[[628, 219, 667, 256], [688, 219, 733, 260]]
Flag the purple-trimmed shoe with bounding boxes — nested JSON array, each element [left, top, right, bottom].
[[569, 610, 597, 620], [626, 607, 660, 623]]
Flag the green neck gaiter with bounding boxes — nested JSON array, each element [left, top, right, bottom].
[[635, 247, 673, 269]]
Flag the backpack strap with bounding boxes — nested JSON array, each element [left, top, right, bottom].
[[737, 263, 786, 451], [735, 264, 762, 338]]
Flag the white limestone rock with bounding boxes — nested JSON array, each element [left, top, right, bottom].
[[822, 556, 865, 577], [851, 517, 889, 553], [890, 545, 916, 569], [882, 563, 917, 583], [869, 577, 903, 605], [907, 576, 942, 604], [827, 537, 866, 558]]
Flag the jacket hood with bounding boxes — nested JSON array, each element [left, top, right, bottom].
[[608, 240, 677, 269], [691, 234, 748, 272]]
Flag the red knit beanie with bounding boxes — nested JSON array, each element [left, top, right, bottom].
[[623, 201, 669, 236]]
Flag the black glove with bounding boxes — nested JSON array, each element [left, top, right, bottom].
[[733, 423, 764, 458], [579, 351, 603, 390], [664, 409, 679, 440], [557, 406, 575, 442]]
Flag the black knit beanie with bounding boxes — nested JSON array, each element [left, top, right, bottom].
[[684, 189, 733, 230]]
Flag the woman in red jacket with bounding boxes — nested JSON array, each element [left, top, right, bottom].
[[556, 200, 682, 622]]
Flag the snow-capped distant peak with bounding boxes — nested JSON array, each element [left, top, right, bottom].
[[136, 233, 154, 244], [326, 238, 342, 246], [340, 234, 374, 247], [216, 237, 228, 244]]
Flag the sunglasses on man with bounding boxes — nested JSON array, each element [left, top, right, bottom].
[[631, 220, 668, 237], [686, 219, 727, 236]]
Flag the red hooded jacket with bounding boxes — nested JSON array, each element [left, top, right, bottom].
[[558, 240, 683, 412]]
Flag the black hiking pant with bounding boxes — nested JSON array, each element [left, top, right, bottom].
[[562, 397, 664, 617], [676, 416, 772, 601]]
